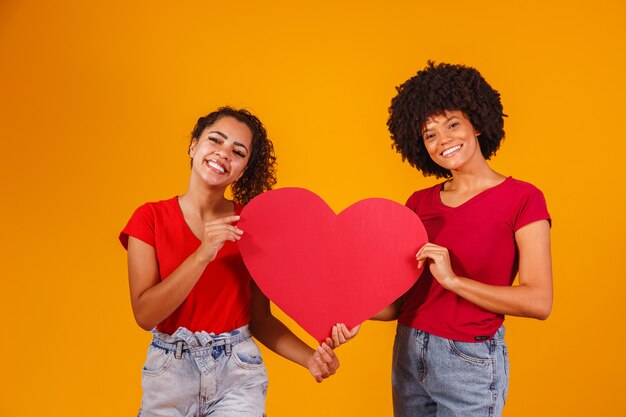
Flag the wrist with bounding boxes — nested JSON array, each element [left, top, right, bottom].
[[442, 274, 461, 291], [192, 249, 213, 266], [302, 347, 317, 367]]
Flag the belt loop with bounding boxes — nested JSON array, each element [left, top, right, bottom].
[[225, 340, 232, 356], [175, 341, 184, 359]]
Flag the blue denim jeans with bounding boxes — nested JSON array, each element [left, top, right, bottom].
[[139, 325, 268, 417], [392, 324, 509, 417]]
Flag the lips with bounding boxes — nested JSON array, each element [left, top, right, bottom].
[[205, 159, 229, 174], [441, 145, 462, 157]]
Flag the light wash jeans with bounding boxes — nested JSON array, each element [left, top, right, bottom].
[[392, 323, 509, 417], [139, 325, 268, 417]]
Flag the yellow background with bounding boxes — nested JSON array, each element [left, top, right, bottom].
[[1, 1, 625, 416]]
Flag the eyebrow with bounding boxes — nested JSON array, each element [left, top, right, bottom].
[[208, 130, 249, 153], [209, 130, 228, 139], [233, 141, 249, 153], [422, 115, 461, 132]]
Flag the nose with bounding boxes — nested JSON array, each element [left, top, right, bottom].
[[214, 149, 230, 161], [439, 131, 453, 145]]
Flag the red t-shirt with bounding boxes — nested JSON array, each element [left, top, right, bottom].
[[399, 177, 551, 342], [119, 197, 251, 335]]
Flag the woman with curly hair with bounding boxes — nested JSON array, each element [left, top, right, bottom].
[[120, 107, 338, 416], [381, 62, 553, 416]]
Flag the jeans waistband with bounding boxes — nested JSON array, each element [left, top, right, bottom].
[[396, 323, 506, 343], [151, 325, 251, 357]]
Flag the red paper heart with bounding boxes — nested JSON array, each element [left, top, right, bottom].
[[238, 188, 427, 343]]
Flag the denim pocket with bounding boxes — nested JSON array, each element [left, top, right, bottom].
[[447, 339, 492, 365], [232, 339, 264, 369], [142, 345, 174, 376]]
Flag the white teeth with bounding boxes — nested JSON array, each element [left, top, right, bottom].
[[442, 145, 461, 157], [208, 160, 225, 173]]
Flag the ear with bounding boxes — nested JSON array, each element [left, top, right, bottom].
[[189, 138, 199, 158]]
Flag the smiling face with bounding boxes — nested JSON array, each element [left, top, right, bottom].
[[421, 110, 483, 172], [188, 116, 253, 188]]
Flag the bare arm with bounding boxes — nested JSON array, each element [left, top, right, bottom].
[[127, 215, 242, 330], [249, 281, 339, 382], [416, 219, 552, 320], [370, 297, 403, 321]]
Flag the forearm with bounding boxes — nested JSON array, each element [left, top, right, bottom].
[[370, 299, 402, 321], [131, 252, 209, 330], [250, 314, 314, 368], [445, 276, 552, 320], [419, 221, 552, 320]]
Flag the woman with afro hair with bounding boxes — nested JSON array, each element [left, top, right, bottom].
[[120, 107, 339, 416], [383, 62, 553, 416]]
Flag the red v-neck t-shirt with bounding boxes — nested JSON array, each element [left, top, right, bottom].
[[399, 177, 551, 342], [120, 197, 251, 335]]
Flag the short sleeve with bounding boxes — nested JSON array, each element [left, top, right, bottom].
[[119, 203, 156, 250], [405, 184, 440, 214], [513, 186, 551, 232], [405, 192, 418, 211]]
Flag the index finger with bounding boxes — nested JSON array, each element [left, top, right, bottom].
[[317, 343, 336, 364], [207, 215, 241, 225]]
